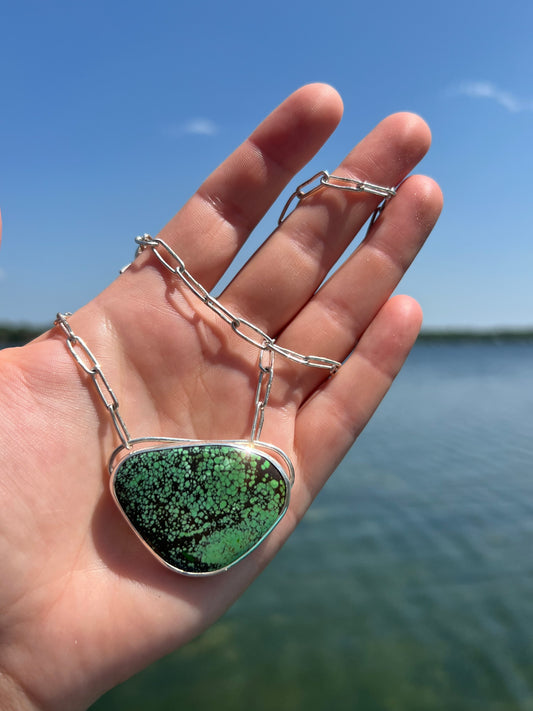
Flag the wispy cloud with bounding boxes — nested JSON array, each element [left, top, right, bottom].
[[163, 118, 219, 138], [183, 118, 218, 136], [454, 81, 533, 113]]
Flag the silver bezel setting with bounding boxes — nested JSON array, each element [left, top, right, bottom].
[[109, 438, 294, 577]]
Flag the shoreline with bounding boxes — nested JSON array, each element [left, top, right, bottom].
[[1, 324, 533, 348], [417, 328, 533, 342]]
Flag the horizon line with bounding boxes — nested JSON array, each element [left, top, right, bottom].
[[2, 323, 533, 346]]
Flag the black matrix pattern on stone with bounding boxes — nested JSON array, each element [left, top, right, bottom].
[[112, 444, 288, 574]]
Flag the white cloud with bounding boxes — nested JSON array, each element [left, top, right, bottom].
[[164, 118, 219, 138], [183, 118, 218, 136], [454, 81, 533, 113]]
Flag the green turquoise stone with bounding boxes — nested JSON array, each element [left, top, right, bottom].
[[111, 444, 289, 575]]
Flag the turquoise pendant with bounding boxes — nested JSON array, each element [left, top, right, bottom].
[[110, 442, 291, 576]]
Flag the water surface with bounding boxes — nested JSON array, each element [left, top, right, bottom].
[[92, 340, 533, 711]]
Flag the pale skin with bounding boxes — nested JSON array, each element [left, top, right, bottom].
[[0, 84, 442, 710]]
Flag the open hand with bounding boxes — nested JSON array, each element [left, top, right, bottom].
[[0, 83, 442, 710]]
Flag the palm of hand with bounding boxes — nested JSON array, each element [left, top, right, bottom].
[[0, 84, 442, 711]]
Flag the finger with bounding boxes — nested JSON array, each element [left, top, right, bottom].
[[221, 112, 432, 330], [277, 173, 442, 390], [291, 294, 422, 512], [140, 84, 343, 289], [259, 174, 440, 420]]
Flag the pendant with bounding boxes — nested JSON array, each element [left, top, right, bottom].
[[109, 440, 293, 576]]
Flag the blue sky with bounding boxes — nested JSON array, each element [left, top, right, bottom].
[[1, 0, 532, 329]]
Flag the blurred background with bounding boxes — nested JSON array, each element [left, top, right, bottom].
[[1, 1, 533, 709]]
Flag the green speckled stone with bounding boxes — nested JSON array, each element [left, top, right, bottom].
[[111, 444, 289, 575]]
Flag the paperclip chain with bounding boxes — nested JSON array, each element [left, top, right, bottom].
[[278, 170, 396, 224], [251, 347, 275, 441], [129, 233, 341, 373], [55, 310, 274, 445], [124, 169, 395, 374], [55, 312, 132, 448], [57, 170, 395, 448]]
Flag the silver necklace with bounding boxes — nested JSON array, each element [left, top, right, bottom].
[[55, 171, 395, 577]]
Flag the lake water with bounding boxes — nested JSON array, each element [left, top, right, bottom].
[[92, 340, 533, 711]]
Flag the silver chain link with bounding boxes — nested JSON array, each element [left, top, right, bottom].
[[122, 169, 396, 371], [277, 170, 396, 224], [251, 346, 275, 442], [58, 170, 395, 448], [129, 233, 342, 372], [55, 312, 132, 448]]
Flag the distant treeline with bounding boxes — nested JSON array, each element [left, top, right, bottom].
[[418, 329, 533, 342], [0, 324, 47, 347], [1, 323, 533, 348]]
